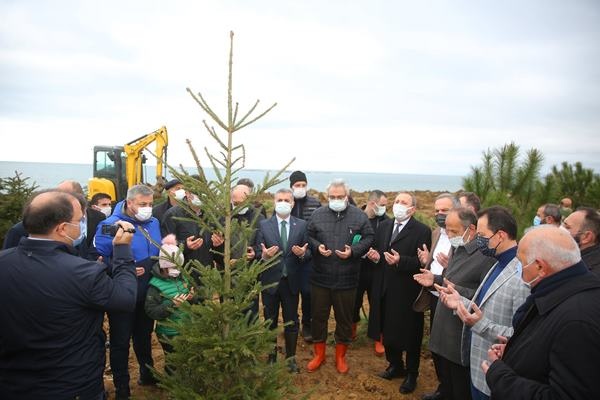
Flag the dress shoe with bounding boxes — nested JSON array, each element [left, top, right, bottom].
[[399, 374, 418, 394], [377, 364, 406, 380], [137, 376, 158, 386], [422, 390, 444, 400]]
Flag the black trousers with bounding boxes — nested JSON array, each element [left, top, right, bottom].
[[352, 263, 375, 323], [437, 354, 472, 400], [262, 277, 299, 333], [311, 284, 356, 344], [299, 261, 312, 326], [430, 296, 444, 391], [108, 303, 154, 390], [158, 335, 176, 376]]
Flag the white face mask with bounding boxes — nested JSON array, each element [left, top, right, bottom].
[[173, 189, 186, 201], [449, 228, 470, 249], [393, 203, 412, 221], [168, 268, 181, 278], [275, 201, 292, 216], [292, 187, 307, 199], [521, 260, 540, 289], [99, 206, 112, 218], [329, 198, 347, 213], [235, 206, 249, 215], [190, 195, 202, 207], [374, 205, 386, 217], [135, 206, 153, 221]]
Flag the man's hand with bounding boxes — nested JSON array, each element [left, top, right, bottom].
[[366, 247, 380, 263], [413, 268, 434, 287], [383, 249, 400, 266], [291, 243, 308, 258], [335, 245, 352, 260], [318, 244, 332, 257], [417, 244, 429, 266], [435, 279, 461, 310], [482, 336, 508, 374], [436, 252, 449, 268], [186, 235, 204, 250], [456, 301, 483, 327], [261, 243, 280, 260], [246, 246, 256, 260], [112, 220, 135, 246], [211, 232, 224, 247], [135, 267, 145, 277]]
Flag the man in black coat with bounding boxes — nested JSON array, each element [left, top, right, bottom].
[[562, 206, 600, 277], [255, 188, 311, 373], [366, 192, 431, 394], [306, 179, 374, 374], [0, 190, 138, 400], [483, 225, 600, 400]]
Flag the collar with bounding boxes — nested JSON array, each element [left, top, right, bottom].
[[276, 215, 291, 225], [495, 245, 518, 265]]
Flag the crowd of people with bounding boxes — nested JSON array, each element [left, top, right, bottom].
[[1, 172, 599, 400]]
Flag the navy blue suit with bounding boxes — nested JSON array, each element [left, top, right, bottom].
[[255, 215, 311, 333]]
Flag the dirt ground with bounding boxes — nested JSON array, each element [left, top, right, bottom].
[[103, 304, 438, 400]]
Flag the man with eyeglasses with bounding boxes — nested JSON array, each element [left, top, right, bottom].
[[437, 206, 529, 400]]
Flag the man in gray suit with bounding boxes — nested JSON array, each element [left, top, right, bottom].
[[415, 208, 495, 400], [437, 206, 529, 400], [255, 188, 311, 373]]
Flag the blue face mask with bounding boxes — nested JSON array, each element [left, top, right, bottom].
[[532, 216, 542, 226], [66, 218, 87, 247], [476, 232, 499, 258]]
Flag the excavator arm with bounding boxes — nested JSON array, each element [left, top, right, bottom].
[[123, 126, 168, 188]]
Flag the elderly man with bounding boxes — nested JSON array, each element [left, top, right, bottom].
[[352, 189, 389, 351], [0, 190, 137, 400], [415, 208, 495, 400], [367, 192, 432, 394], [533, 203, 561, 227], [255, 188, 311, 373], [306, 179, 374, 374], [95, 184, 162, 400], [562, 206, 600, 276], [436, 206, 529, 400], [482, 225, 600, 400]]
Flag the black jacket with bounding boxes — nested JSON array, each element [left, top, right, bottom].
[[486, 262, 600, 400], [0, 238, 137, 400], [307, 204, 374, 289], [291, 194, 322, 221], [582, 243, 600, 278]]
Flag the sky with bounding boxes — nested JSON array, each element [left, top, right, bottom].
[[1, 0, 599, 177]]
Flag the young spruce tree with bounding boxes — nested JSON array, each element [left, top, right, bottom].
[[152, 32, 297, 399]]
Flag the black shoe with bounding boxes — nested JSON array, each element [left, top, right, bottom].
[[422, 390, 444, 400], [378, 364, 406, 380], [302, 324, 313, 342], [287, 357, 300, 373], [137, 376, 158, 386], [400, 374, 418, 394]]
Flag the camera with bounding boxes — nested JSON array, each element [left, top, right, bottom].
[[101, 223, 136, 236]]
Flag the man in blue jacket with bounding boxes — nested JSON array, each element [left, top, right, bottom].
[[0, 190, 138, 400], [95, 184, 161, 400]]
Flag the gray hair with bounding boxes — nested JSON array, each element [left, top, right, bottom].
[[275, 187, 293, 197], [326, 178, 350, 196], [435, 193, 460, 207], [127, 184, 154, 200], [524, 225, 581, 272], [450, 207, 477, 229], [398, 192, 417, 207], [543, 203, 561, 224]]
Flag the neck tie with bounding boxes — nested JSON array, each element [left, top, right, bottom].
[[390, 222, 402, 245], [281, 220, 288, 276]]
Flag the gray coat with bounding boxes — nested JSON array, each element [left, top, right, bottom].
[[428, 240, 495, 365], [461, 255, 529, 395]]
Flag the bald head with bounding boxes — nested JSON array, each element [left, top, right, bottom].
[[23, 191, 79, 235], [231, 184, 250, 206], [57, 180, 84, 195], [519, 225, 581, 273]]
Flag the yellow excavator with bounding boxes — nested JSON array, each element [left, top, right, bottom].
[[88, 126, 168, 202]]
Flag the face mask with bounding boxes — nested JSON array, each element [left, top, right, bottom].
[[329, 198, 347, 213], [374, 205, 386, 217], [521, 260, 541, 288], [235, 205, 249, 215], [66, 218, 87, 247], [135, 206, 153, 221], [168, 268, 181, 278], [449, 229, 469, 249], [393, 204, 412, 221], [292, 187, 307, 199], [275, 201, 292, 216], [173, 189, 186, 201], [435, 213, 447, 228], [476, 232, 499, 257], [190, 195, 202, 207], [99, 206, 112, 218], [533, 216, 542, 226]]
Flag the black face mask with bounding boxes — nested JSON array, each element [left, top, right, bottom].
[[435, 213, 447, 228]]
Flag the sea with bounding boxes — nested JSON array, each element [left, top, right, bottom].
[[0, 161, 464, 193]]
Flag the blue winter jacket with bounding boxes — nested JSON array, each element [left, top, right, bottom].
[[95, 200, 161, 303]]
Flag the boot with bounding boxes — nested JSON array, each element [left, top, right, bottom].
[[284, 331, 300, 373], [335, 343, 349, 374], [351, 322, 358, 341], [374, 334, 385, 356], [307, 342, 326, 372]]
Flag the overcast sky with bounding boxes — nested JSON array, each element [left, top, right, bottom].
[[1, 0, 599, 176]]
